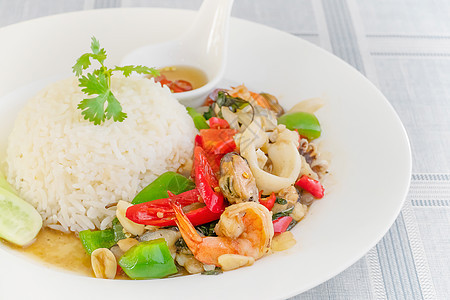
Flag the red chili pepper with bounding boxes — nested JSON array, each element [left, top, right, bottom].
[[294, 129, 306, 149], [170, 80, 193, 93], [153, 75, 193, 93], [295, 175, 325, 199], [194, 146, 226, 213], [272, 216, 293, 233], [126, 189, 201, 223], [153, 74, 172, 87], [194, 134, 204, 148], [208, 117, 230, 129], [259, 192, 276, 211], [126, 189, 222, 226], [132, 205, 221, 227], [181, 206, 222, 226], [116, 264, 124, 277]]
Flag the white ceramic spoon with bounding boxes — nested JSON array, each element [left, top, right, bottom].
[[121, 0, 234, 107]]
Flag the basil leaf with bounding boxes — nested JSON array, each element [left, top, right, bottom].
[[112, 217, 127, 242], [196, 220, 219, 237], [215, 91, 250, 113], [275, 197, 287, 205], [132, 172, 195, 204], [272, 206, 294, 220], [202, 267, 223, 275], [203, 106, 215, 120]]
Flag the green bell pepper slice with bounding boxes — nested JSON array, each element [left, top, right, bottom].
[[79, 219, 126, 255], [118, 238, 177, 279], [186, 107, 210, 130], [132, 171, 195, 204], [277, 112, 321, 140], [79, 228, 116, 255]]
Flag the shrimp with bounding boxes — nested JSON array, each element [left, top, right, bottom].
[[170, 201, 274, 267]]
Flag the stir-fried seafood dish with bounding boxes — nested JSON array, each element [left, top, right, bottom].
[[0, 37, 328, 279]]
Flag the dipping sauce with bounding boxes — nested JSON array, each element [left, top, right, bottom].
[[153, 65, 208, 93]]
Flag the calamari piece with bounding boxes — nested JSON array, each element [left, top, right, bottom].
[[241, 125, 301, 194]]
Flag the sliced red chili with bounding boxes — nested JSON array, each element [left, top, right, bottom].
[[170, 80, 193, 93], [153, 74, 172, 87], [194, 146, 225, 213], [295, 175, 324, 199], [259, 192, 276, 211], [194, 134, 204, 148], [126, 189, 222, 226], [126, 189, 200, 224], [273, 216, 293, 233]]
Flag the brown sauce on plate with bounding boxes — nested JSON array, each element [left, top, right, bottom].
[[1, 227, 189, 279], [2, 227, 93, 276]]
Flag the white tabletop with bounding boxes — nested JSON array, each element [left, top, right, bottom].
[[1, 1, 449, 299]]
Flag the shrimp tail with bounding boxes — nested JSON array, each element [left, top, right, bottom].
[[169, 198, 202, 249]]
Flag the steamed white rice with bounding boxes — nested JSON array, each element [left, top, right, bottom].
[[6, 77, 197, 232]]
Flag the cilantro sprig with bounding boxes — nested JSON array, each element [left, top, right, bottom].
[[72, 37, 160, 125]]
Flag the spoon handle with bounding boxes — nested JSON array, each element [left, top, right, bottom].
[[184, 0, 234, 55]]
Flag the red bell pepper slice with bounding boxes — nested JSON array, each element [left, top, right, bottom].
[[199, 128, 237, 155], [259, 192, 276, 211], [295, 175, 324, 199], [196, 128, 237, 175], [273, 216, 293, 233], [194, 146, 226, 213], [208, 117, 230, 129]]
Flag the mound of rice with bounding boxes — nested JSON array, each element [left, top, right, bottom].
[[6, 77, 197, 232]]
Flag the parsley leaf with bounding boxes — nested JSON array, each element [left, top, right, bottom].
[[90, 36, 101, 54], [72, 53, 93, 77], [78, 72, 108, 96], [113, 65, 160, 77], [72, 36, 158, 125], [105, 92, 127, 122]]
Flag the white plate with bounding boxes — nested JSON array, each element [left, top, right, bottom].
[[0, 8, 411, 300]]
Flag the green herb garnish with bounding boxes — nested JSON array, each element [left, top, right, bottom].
[[72, 37, 159, 125], [202, 267, 223, 275], [272, 206, 294, 220], [132, 171, 196, 205], [286, 219, 298, 231], [203, 106, 215, 120], [275, 197, 287, 205], [216, 91, 251, 113], [196, 220, 219, 237]]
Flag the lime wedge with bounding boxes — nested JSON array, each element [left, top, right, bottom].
[[0, 186, 42, 246]]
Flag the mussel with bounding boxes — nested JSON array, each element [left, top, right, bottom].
[[259, 93, 284, 117], [219, 153, 259, 204]]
